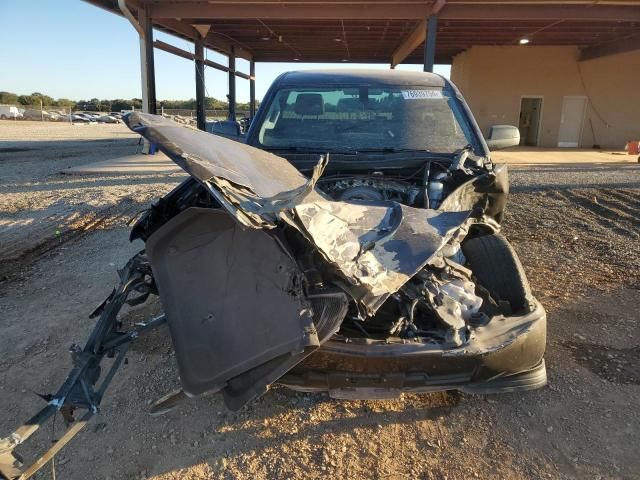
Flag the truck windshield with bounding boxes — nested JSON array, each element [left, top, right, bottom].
[[256, 85, 476, 154]]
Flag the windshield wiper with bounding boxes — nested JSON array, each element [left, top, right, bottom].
[[274, 146, 439, 155], [269, 146, 355, 154], [351, 147, 434, 154]]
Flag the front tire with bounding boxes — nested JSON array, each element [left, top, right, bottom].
[[462, 233, 533, 313]]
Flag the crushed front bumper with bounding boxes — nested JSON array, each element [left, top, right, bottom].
[[278, 301, 547, 399]]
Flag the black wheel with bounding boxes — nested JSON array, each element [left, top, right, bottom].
[[462, 232, 533, 313], [0, 115, 7, 120]]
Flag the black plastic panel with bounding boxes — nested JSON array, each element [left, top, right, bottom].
[[146, 208, 320, 406]]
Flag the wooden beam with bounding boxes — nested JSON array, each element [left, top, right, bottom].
[[579, 33, 640, 61], [154, 39, 195, 61], [151, 2, 431, 19], [206, 31, 254, 61], [153, 40, 251, 79], [441, 4, 640, 21], [391, 0, 445, 67], [149, 2, 640, 21], [391, 22, 426, 68], [158, 18, 253, 60]]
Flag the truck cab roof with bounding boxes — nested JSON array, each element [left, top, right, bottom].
[[273, 69, 447, 88]]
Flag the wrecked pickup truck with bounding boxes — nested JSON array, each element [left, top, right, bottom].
[[1, 70, 546, 479]]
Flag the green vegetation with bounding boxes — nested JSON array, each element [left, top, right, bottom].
[[0, 91, 256, 112]]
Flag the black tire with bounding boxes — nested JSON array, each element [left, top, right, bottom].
[[462, 233, 533, 313]]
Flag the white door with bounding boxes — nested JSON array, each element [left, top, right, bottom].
[[558, 96, 587, 147]]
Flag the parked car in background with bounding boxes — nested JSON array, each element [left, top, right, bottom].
[[48, 111, 66, 122], [55, 112, 78, 122], [21, 109, 54, 121], [82, 112, 102, 120], [96, 114, 120, 123], [0, 105, 23, 120], [72, 112, 96, 122], [70, 113, 92, 123]]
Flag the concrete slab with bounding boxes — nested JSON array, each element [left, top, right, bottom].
[[62, 153, 182, 175], [492, 147, 637, 166]]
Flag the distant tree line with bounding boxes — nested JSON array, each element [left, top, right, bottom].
[[0, 91, 256, 112]]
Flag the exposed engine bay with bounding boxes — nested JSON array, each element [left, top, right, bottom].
[[289, 158, 512, 347], [317, 173, 423, 205], [282, 167, 492, 345], [129, 153, 509, 352], [316, 163, 452, 209]]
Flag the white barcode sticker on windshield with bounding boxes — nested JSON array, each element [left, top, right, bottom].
[[401, 89, 443, 100]]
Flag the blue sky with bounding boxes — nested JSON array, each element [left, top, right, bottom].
[[0, 0, 450, 102]]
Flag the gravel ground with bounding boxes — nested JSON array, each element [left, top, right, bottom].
[[0, 121, 184, 278], [0, 122, 639, 480]]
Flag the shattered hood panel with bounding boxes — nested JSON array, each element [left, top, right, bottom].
[[126, 113, 476, 313], [124, 112, 311, 196], [124, 112, 326, 227], [292, 201, 473, 314]]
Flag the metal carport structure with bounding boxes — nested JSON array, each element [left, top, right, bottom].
[[84, 0, 640, 132]]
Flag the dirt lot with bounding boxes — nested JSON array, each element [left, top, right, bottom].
[[1, 122, 639, 480], [0, 121, 185, 279]]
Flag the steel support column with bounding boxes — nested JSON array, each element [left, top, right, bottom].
[[423, 14, 438, 73], [228, 46, 236, 121], [195, 36, 206, 131], [249, 59, 256, 119], [140, 4, 157, 114]]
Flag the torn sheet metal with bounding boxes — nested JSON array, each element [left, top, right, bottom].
[[124, 112, 327, 228], [124, 112, 312, 195], [291, 201, 475, 314], [126, 113, 481, 314], [206, 157, 327, 228], [439, 164, 509, 222]]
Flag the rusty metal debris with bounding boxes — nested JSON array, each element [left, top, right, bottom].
[[1, 255, 165, 479]]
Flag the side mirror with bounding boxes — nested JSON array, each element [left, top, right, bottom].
[[486, 125, 520, 150]]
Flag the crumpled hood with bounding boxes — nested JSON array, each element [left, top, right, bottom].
[[291, 200, 473, 313], [125, 112, 327, 228], [124, 112, 479, 314]]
